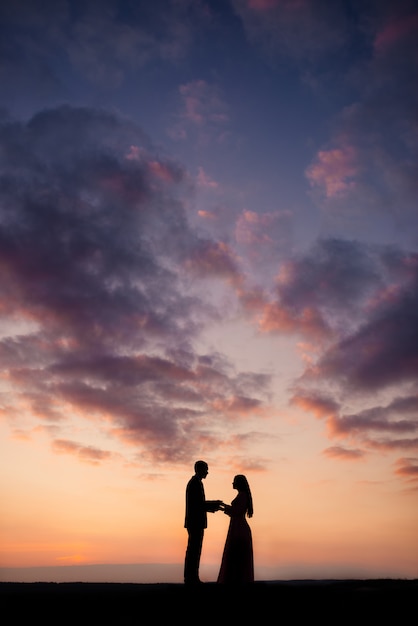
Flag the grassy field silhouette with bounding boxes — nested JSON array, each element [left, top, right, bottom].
[[2, 579, 416, 623]]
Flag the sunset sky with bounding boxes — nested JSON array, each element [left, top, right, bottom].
[[1, 0, 418, 583]]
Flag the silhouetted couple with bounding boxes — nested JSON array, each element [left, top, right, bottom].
[[184, 460, 254, 585]]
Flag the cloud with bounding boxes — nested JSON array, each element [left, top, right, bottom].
[[0, 0, 209, 97], [52, 439, 114, 465], [179, 80, 229, 126], [234, 210, 292, 280], [312, 261, 418, 392], [270, 240, 418, 481], [254, 240, 418, 384], [322, 446, 365, 461], [0, 106, 194, 348], [233, 0, 418, 253], [292, 389, 418, 477], [196, 166, 219, 191], [329, 401, 418, 438], [227, 454, 270, 473], [232, 0, 351, 63], [394, 457, 418, 484], [170, 80, 229, 144], [0, 105, 271, 467], [257, 238, 385, 341], [185, 239, 243, 286], [259, 301, 329, 339], [367, 438, 418, 453], [290, 392, 340, 421], [235, 210, 289, 247], [211, 395, 264, 418], [303, 1, 418, 239], [306, 144, 359, 199], [373, 5, 418, 57]]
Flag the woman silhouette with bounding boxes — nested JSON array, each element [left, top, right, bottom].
[[217, 474, 254, 584]]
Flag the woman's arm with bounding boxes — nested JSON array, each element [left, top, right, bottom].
[[223, 493, 247, 517]]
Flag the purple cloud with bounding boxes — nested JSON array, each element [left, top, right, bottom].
[[394, 457, 418, 490], [0, 105, 271, 466], [276, 240, 418, 480], [314, 259, 418, 391]]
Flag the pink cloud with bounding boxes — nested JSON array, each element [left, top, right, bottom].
[[259, 301, 329, 339], [125, 145, 183, 184], [198, 209, 218, 220], [394, 457, 418, 483], [52, 439, 114, 465], [234, 210, 293, 281], [366, 437, 418, 453], [290, 392, 340, 421], [196, 166, 219, 190], [179, 80, 228, 126], [185, 239, 242, 285], [180, 81, 205, 125], [228, 455, 269, 472], [322, 446, 365, 461], [171, 80, 229, 145], [306, 144, 359, 199], [211, 395, 264, 418], [11, 429, 33, 442], [236, 284, 267, 314], [125, 145, 145, 161], [235, 210, 275, 246], [148, 160, 178, 183]]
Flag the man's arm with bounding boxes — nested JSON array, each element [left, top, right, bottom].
[[205, 500, 223, 513]]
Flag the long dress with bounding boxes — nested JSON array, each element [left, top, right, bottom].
[[217, 492, 254, 584]]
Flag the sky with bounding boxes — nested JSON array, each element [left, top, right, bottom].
[[1, 0, 417, 583]]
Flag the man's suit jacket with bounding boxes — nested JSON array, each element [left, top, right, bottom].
[[184, 474, 218, 530]]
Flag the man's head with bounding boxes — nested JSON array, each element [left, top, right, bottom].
[[194, 460, 209, 479]]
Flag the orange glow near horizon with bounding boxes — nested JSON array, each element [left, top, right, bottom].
[[2, 414, 417, 580]]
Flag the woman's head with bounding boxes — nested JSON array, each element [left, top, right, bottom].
[[233, 475, 249, 491], [233, 474, 253, 517]]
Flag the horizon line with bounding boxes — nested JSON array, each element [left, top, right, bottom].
[[1, 562, 415, 584]]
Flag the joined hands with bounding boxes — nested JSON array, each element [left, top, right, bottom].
[[216, 501, 231, 513]]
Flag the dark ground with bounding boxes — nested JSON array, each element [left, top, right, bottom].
[[1, 579, 416, 623]]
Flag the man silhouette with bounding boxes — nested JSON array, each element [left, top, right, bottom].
[[184, 460, 222, 585]]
